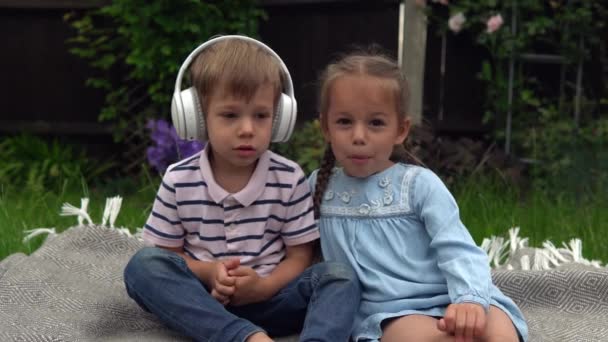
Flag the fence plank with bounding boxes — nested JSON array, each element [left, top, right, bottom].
[[400, 0, 427, 125]]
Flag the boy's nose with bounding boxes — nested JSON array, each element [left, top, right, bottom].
[[238, 118, 254, 136]]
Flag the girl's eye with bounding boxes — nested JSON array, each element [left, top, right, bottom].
[[370, 119, 386, 127]]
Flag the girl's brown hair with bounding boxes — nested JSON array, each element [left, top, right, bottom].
[[313, 49, 422, 219]]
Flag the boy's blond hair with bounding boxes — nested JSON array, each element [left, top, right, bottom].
[[190, 38, 284, 114]]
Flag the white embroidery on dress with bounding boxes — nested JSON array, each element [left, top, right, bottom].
[[319, 166, 422, 217], [358, 203, 371, 215], [370, 199, 382, 209], [339, 191, 351, 203], [321, 204, 409, 217], [379, 176, 390, 188], [400, 166, 421, 211]]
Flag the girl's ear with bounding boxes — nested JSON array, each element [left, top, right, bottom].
[[319, 113, 331, 141], [394, 117, 411, 145]]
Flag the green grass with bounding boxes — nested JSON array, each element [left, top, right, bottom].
[[1, 174, 607, 264], [453, 176, 608, 263], [0, 176, 159, 261]]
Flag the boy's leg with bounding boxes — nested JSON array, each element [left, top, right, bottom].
[[229, 261, 360, 341], [123, 247, 264, 342]]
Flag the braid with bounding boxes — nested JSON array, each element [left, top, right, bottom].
[[313, 144, 336, 219]]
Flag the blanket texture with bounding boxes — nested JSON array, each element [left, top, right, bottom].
[[1, 224, 607, 342]]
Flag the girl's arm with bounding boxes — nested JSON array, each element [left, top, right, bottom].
[[416, 169, 492, 311]]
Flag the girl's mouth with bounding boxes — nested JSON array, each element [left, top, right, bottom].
[[349, 155, 370, 164]]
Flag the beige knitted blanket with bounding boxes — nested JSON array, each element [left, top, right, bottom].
[[1, 199, 607, 341]]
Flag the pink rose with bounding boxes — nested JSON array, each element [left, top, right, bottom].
[[448, 12, 466, 33], [486, 14, 504, 34]]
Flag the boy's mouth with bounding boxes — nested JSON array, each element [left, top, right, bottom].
[[235, 145, 256, 157]]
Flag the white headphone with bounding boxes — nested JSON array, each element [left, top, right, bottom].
[[171, 35, 297, 143]]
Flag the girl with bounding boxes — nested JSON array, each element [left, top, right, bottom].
[[309, 50, 528, 342]]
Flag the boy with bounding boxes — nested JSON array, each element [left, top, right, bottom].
[[124, 35, 359, 342]]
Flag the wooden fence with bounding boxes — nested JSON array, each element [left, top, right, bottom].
[[0, 0, 488, 139]]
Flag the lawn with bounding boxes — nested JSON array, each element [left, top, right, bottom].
[[1, 174, 607, 264]]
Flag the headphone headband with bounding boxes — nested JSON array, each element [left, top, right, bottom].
[[173, 35, 294, 99]]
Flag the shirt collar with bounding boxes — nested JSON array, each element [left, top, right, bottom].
[[199, 144, 270, 207]]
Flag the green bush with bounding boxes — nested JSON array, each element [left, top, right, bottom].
[[272, 120, 326, 175], [64, 0, 266, 172], [0, 135, 114, 190]]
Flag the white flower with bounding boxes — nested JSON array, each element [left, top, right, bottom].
[[448, 12, 466, 33]]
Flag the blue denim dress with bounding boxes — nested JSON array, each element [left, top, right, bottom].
[[310, 164, 528, 342]]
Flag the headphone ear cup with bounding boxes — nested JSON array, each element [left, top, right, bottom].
[[171, 91, 186, 139], [178, 87, 206, 141], [271, 93, 297, 143]]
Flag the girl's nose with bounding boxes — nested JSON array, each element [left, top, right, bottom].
[[352, 123, 367, 145]]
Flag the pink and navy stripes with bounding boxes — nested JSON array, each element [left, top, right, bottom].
[[142, 146, 319, 276]]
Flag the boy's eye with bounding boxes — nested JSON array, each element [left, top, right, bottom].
[[255, 112, 271, 119], [370, 119, 386, 127], [221, 112, 238, 119]]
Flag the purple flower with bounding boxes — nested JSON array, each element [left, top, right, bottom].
[[177, 139, 206, 158], [146, 119, 205, 173]]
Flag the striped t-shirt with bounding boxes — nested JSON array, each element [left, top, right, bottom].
[[142, 145, 319, 276]]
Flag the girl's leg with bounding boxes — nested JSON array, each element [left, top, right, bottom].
[[481, 306, 519, 342], [381, 315, 451, 342], [380, 306, 519, 342], [123, 247, 264, 342]]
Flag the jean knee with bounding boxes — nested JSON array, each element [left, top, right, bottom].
[[315, 261, 357, 282], [124, 247, 175, 283]]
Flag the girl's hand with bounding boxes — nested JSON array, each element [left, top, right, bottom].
[[437, 302, 486, 342], [210, 259, 239, 305], [228, 266, 268, 306]]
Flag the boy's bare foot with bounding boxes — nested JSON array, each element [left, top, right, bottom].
[[246, 332, 274, 342]]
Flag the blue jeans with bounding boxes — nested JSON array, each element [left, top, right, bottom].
[[124, 247, 360, 342]]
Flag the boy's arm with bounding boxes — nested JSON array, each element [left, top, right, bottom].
[[259, 240, 315, 296], [228, 240, 315, 306], [159, 245, 238, 305], [159, 246, 216, 285]]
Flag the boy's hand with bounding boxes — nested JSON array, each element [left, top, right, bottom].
[[437, 302, 486, 342], [228, 266, 268, 306], [209, 259, 239, 305]]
